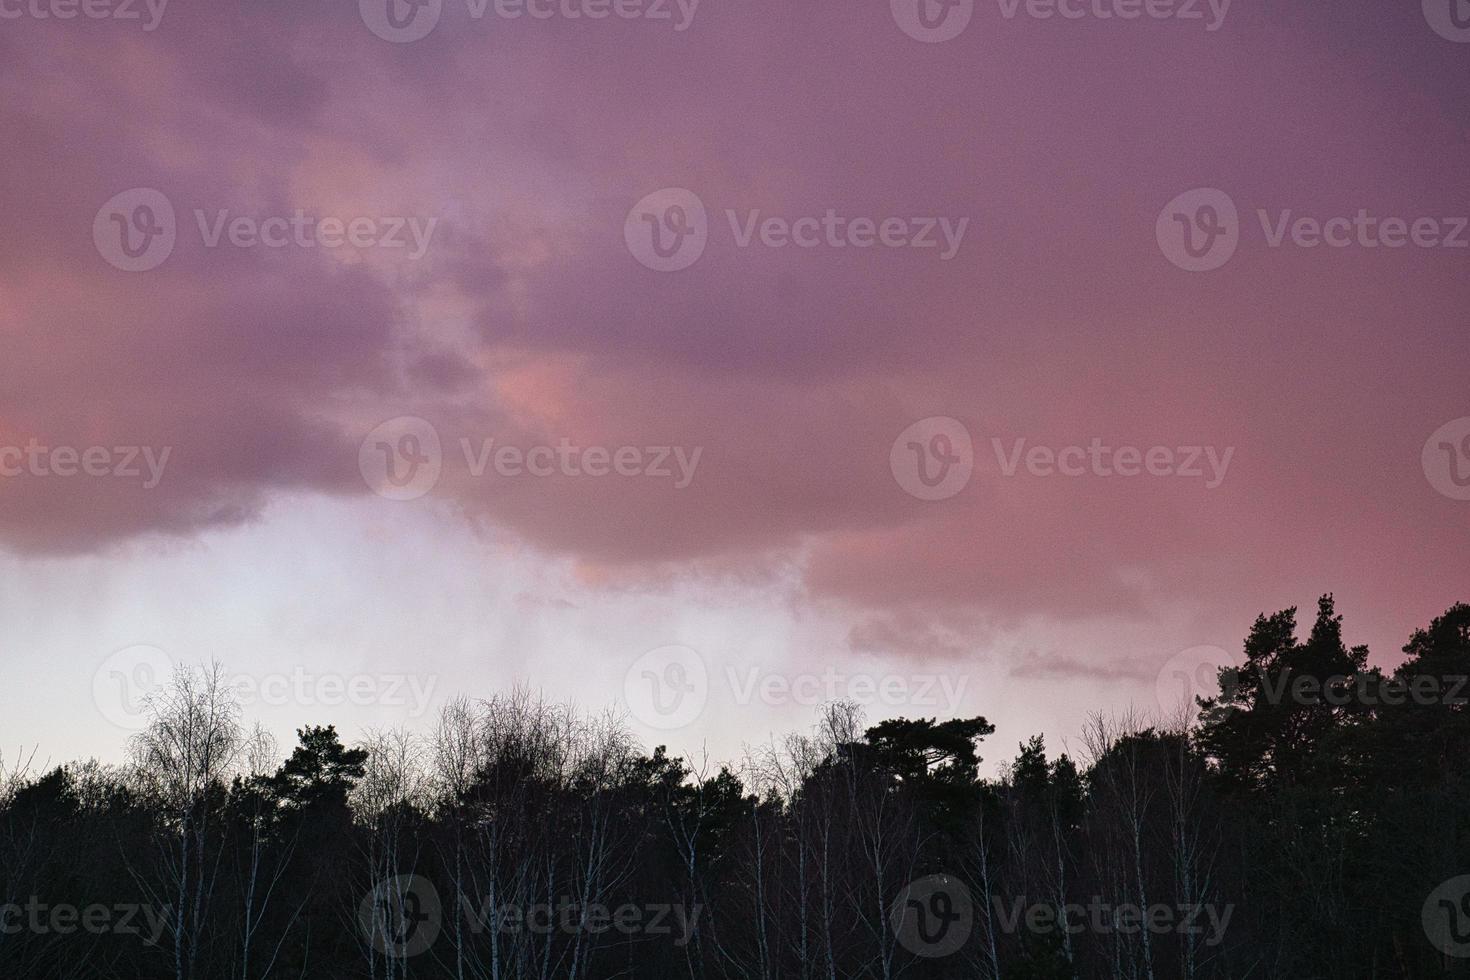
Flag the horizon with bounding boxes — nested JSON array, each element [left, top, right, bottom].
[[12, 578, 1465, 780]]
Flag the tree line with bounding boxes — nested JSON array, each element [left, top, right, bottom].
[[2, 595, 1469, 979]]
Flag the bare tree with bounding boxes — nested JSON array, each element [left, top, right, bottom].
[[755, 730, 825, 980], [1082, 711, 1158, 980], [965, 793, 1003, 980], [130, 663, 247, 980], [658, 745, 716, 980], [232, 725, 307, 980], [562, 708, 637, 980], [1156, 719, 1221, 980], [0, 749, 39, 971], [354, 727, 430, 980], [430, 697, 479, 980]]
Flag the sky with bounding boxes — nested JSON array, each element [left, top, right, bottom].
[[1, 0, 1468, 774]]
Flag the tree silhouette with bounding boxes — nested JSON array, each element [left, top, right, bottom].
[[2, 598, 1469, 978]]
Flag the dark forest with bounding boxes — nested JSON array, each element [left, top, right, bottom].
[[4, 596, 1470, 979]]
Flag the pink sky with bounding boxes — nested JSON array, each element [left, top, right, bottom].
[[1, 0, 1467, 768]]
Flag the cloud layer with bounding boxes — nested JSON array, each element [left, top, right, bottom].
[[1, 0, 1468, 679]]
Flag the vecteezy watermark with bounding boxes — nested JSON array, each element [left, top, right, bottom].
[[359, 0, 697, 43], [890, 0, 1227, 43], [623, 188, 708, 272], [890, 423, 1230, 497], [623, 645, 967, 729], [1159, 647, 1468, 715], [1155, 645, 1239, 720], [229, 668, 439, 716], [358, 416, 443, 501], [727, 210, 966, 259], [890, 0, 973, 42], [624, 645, 709, 730], [890, 417, 974, 501], [891, 875, 973, 958], [1255, 672, 1469, 709], [1158, 188, 1470, 272], [93, 189, 438, 272], [1425, 876, 1470, 958], [359, 875, 701, 959], [1424, 0, 1470, 43], [990, 896, 1233, 946], [461, 899, 702, 946], [1423, 418, 1470, 501], [0, 899, 171, 945], [361, 876, 442, 959], [726, 665, 969, 713], [994, 0, 1228, 28], [0, 440, 170, 488], [93, 189, 176, 272], [91, 645, 440, 731], [460, 438, 700, 486], [624, 188, 968, 272], [192, 210, 437, 257], [359, 416, 704, 501], [1156, 188, 1238, 272], [92, 644, 175, 731], [993, 438, 1234, 489], [0, 0, 168, 30]]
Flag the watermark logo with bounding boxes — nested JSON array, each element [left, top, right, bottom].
[[360, 418, 704, 499], [461, 899, 701, 943], [360, 416, 443, 501], [460, 437, 701, 486], [996, 0, 1228, 30], [726, 210, 966, 258], [0, 899, 171, 944], [891, 0, 973, 42], [94, 189, 176, 272], [891, 417, 974, 501], [624, 644, 708, 730], [1157, 188, 1238, 272], [625, 188, 708, 272], [891, 874, 973, 958], [93, 644, 173, 731], [93, 647, 440, 728], [360, 875, 442, 959], [1424, 0, 1470, 42], [1156, 645, 1238, 721], [0, 440, 171, 487], [893, 0, 1226, 39], [193, 210, 437, 257], [1257, 210, 1469, 250], [993, 438, 1233, 488], [625, 191, 967, 270], [1256, 671, 1468, 709], [1424, 875, 1470, 957], [0, 0, 169, 30], [726, 666, 969, 712], [95, 191, 437, 269], [991, 896, 1232, 945], [1160, 190, 1470, 271], [360, 0, 442, 41], [360, 0, 696, 41], [1423, 418, 1470, 501]]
